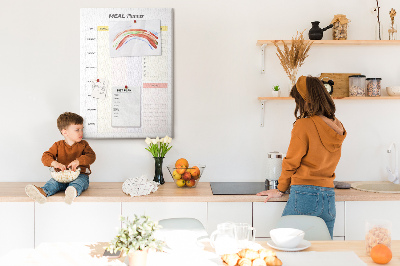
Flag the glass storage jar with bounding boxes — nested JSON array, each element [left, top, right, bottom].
[[349, 75, 366, 97], [366, 78, 382, 97]]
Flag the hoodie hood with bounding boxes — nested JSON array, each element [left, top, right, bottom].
[[310, 116, 346, 152]]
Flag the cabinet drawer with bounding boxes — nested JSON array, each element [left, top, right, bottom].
[[35, 202, 121, 246], [207, 202, 252, 235], [122, 202, 208, 229], [253, 202, 344, 237], [345, 201, 400, 240], [0, 203, 34, 257]]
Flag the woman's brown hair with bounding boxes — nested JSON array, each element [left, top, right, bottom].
[[290, 76, 336, 120]]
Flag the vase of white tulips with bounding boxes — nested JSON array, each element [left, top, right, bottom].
[[145, 136, 172, 185]]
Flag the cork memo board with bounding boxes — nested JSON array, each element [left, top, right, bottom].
[[319, 73, 361, 98], [80, 8, 173, 139]]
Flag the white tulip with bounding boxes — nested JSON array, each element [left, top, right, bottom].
[[151, 138, 157, 144], [155, 137, 160, 143], [167, 136, 172, 144], [145, 137, 152, 145], [161, 137, 166, 143]]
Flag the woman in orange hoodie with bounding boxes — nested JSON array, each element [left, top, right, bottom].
[[257, 76, 346, 238]]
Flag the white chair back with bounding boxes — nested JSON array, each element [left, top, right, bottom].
[[274, 215, 332, 241]]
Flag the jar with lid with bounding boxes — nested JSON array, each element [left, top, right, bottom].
[[366, 78, 382, 97], [265, 151, 283, 190], [349, 75, 366, 97]]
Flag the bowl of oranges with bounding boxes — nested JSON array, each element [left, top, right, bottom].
[[167, 158, 206, 188]]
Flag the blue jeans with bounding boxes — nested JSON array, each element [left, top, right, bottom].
[[42, 174, 89, 197], [282, 185, 336, 238]]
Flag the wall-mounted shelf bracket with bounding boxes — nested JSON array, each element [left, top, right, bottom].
[[260, 44, 266, 74], [260, 100, 265, 127]]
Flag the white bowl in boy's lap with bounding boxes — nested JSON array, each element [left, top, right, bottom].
[[50, 168, 80, 183]]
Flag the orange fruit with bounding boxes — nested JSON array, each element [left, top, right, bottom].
[[175, 158, 189, 168], [175, 158, 189, 174], [370, 244, 392, 264]]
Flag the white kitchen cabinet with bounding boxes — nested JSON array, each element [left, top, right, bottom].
[[207, 202, 252, 235], [345, 201, 400, 240], [122, 202, 207, 230], [253, 202, 286, 238], [0, 203, 34, 257], [35, 202, 121, 247], [253, 202, 345, 238]]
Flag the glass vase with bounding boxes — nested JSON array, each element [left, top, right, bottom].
[[388, 24, 397, 40], [287, 74, 297, 97], [375, 22, 383, 40], [153, 157, 165, 185]]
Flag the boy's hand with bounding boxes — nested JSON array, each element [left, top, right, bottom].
[[51, 161, 66, 171], [67, 160, 80, 171]]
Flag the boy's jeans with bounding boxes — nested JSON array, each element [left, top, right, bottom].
[[42, 174, 89, 197], [282, 185, 336, 239]]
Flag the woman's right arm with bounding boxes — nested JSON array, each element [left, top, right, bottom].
[[277, 122, 309, 192]]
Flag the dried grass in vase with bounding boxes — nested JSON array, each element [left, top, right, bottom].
[[273, 31, 313, 89]]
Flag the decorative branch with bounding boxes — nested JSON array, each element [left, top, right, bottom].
[[273, 31, 313, 86]]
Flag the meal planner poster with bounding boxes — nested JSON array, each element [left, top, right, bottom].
[[80, 8, 173, 138]]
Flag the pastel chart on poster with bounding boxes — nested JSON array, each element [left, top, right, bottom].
[[109, 20, 161, 57]]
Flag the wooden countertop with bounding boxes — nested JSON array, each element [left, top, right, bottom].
[[2, 182, 400, 202]]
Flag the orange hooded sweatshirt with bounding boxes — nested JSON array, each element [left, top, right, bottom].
[[277, 116, 346, 192]]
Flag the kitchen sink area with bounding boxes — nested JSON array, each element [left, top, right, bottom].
[[351, 181, 400, 193]]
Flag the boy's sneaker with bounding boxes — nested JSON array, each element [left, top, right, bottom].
[[25, 185, 47, 204], [65, 186, 77, 205]]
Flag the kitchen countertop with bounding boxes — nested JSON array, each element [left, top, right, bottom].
[[2, 181, 400, 202]]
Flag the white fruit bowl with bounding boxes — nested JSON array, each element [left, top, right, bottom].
[[386, 86, 400, 96], [50, 167, 80, 183], [270, 228, 305, 249], [167, 165, 206, 188]]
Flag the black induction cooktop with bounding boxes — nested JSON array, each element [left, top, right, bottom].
[[210, 182, 266, 195]]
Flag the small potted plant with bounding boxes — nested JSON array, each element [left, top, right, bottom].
[[272, 85, 281, 97], [107, 215, 164, 266]]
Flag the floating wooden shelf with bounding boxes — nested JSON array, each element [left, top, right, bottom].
[[258, 96, 400, 127], [257, 40, 400, 46], [257, 40, 400, 74]]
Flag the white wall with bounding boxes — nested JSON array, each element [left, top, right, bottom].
[[0, 0, 399, 183]]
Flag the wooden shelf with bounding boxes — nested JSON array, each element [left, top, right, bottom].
[[258, 96, 400, 101], [258, 96, 400, 127], [257, 40, 400, 46]]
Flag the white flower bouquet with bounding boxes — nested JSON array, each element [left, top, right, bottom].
[[145, 136, 172, 158]]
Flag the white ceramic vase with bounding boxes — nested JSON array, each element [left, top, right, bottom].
[[272, 90, 281, 97], [128, 248, 149, 266]]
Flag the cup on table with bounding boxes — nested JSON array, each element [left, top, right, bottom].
[[234, 223, 256, 249], [365, 219, 392, 255]]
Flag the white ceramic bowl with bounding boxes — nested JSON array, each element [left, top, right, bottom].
[[270, 228, 305, 249], [386, 86, 400, 96]]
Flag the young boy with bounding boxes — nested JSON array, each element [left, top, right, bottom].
[[25, 112, 96, 204]]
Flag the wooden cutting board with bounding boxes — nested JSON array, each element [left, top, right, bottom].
[[319, 73, 361, 98]]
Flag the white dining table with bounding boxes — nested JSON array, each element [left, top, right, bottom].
[[0, 241, 399, 266]]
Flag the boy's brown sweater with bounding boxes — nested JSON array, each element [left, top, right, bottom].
[[277, 116, 346, 192], [42, 140, 96, 175]]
